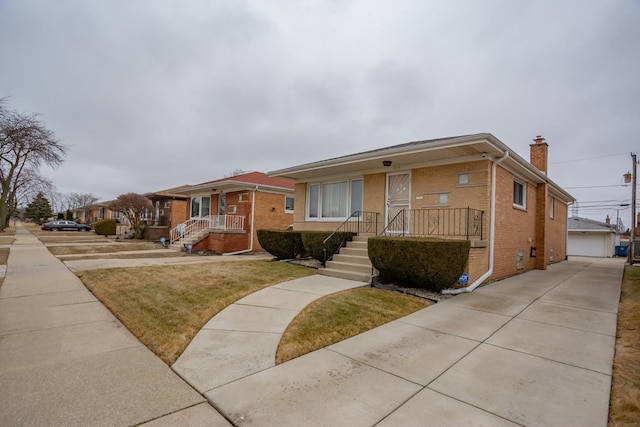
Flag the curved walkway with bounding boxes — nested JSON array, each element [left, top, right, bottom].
[[172, 275, 366, 393]]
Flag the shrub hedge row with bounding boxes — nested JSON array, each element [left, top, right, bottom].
[[300, 231, 355, 262], [368, 236, 470, 291], [257, 229, 355, 262], [94, 219, 117, 236], [256, 230, 305, 260]]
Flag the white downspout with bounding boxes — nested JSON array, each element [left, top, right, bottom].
[[223, 186, 258, 256], [442, 150, 510, 294]]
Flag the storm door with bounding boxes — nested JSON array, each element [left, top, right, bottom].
[[385, 172, 410, 234]]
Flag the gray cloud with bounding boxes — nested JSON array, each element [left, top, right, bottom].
[[1, 0, 638, 225]]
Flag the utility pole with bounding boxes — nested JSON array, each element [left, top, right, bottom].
[[631, 153, 637, 265]]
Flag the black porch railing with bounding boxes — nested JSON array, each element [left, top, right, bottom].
[[322, 211, 380, 266], [380, 207, 484, 240]]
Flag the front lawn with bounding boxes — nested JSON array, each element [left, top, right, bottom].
[[78, 260, 315, 364]]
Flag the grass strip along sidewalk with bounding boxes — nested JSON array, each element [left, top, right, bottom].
[[609, 266, 640, 426]]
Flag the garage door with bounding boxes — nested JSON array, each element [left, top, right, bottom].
[[568, 233, 605, 257]]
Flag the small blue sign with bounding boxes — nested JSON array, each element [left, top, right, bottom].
[[458, 272, 469, 285]]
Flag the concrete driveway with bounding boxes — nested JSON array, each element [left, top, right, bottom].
[[192, 256, 623, 426]]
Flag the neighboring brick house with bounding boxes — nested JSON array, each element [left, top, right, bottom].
[[269, 133, 574, 287], [143, 186, 190, 240], [171, 171, 295, 253], [72, 202, 118, 224]]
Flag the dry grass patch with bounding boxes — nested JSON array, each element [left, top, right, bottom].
[[276, 287, 432, 364], [49, 242, 164, 255], [0, 248, 9, 265], [78, 260, 315, 365], [60, 251, 189, 261], [609, 266, 640, 426]]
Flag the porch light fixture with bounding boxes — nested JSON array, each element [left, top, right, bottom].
[[382, 160, 392, 167]]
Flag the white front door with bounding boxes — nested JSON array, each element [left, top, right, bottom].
[[386, 172, 411, 234]]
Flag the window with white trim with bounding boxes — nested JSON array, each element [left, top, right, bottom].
[[190, 196, 211, 218], [285, 196, 294, 213], [306, 179, 363, 220], [513, 179, 526, 209]]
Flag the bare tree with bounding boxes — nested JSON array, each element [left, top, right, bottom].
[[11, 168, 54, 217], [0, 99, 66, 229], [71, 192, 98, 223], [109, 193, 152, 239]]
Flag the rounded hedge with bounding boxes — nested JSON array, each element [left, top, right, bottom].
[[257, 229, 305, 260], [94, 218, 116, 236], [368, 236, 470, 291]]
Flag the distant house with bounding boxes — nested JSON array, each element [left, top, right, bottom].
[[269, 133, 575, 284], [72, 202, 117, 224], [142, 186, 190, 240], [170, 171, 295, 253], [567, 216, 617, 257]]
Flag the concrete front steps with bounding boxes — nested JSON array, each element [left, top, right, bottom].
[[169, 229, 209, 250], [320, 235, 378, 283]]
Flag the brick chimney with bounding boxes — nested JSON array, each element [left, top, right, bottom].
[[530, 135, 548, 174]]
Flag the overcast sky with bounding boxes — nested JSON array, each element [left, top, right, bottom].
[[1, 0, 638, 226]]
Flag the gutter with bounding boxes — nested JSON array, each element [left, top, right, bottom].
[[442, 150, 510, 294], [222, 186, 258, 256]]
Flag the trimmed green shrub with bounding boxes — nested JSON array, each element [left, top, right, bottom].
[[368, 236, 470, 291], [257, 229, 305, 260], [300, 231, 356, 263], [94, 219, 116, 236]]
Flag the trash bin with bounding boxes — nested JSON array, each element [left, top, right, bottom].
[[616, 245, 628, 257]]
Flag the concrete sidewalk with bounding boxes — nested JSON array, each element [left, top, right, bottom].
[[188, 257, 623, 426], [0, 224, 231, 426]]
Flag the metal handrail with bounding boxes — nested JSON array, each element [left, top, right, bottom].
[[170, 215, 246, 246], [322, 211, 380, 266], [379, 207, 484, 239]]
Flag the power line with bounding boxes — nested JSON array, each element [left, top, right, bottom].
[[550, 152, 629, 165], [564, 184, 630, 189]]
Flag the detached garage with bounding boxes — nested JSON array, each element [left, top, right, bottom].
[[567, 217, 617, 258]]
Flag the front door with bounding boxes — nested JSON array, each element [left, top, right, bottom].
[[386, 172, 410, 234]]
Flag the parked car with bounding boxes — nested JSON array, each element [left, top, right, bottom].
[[41, 220, 91, 232]]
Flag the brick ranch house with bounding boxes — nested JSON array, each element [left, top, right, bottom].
[[170, 171, 295, 254], [269, 133, 575, 288], [142, 186, 191, 240]]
